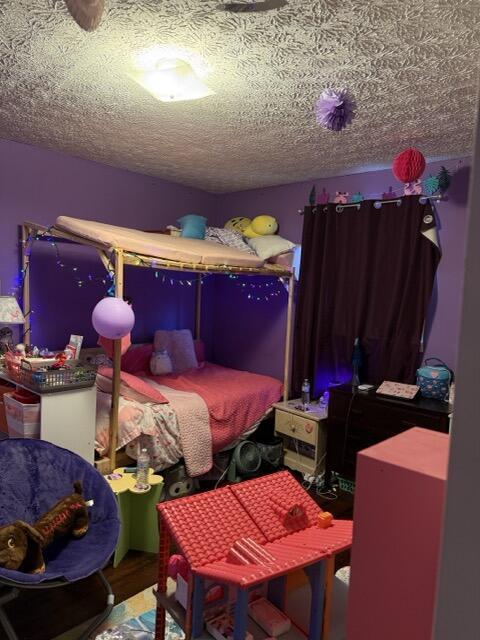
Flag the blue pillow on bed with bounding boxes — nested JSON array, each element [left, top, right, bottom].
[[178, 214, 207, 239]]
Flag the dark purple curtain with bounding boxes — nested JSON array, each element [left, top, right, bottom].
[[293, 196, 441, 398]]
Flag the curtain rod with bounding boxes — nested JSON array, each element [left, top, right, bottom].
[[298, 194, 444, 215]]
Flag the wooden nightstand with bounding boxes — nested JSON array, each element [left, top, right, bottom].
[[273, 400, 327, 478]]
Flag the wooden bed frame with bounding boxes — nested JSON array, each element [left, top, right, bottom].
[[21, 222, 296, 473]]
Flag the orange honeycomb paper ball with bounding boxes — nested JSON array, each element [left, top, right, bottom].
[[392, 148, 426, 183]]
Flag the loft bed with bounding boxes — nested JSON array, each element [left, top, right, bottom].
[[20, 217, 295, 474]]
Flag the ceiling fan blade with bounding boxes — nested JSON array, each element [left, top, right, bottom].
[[220, 0, 288, 12], [64, 0, 106, 31]]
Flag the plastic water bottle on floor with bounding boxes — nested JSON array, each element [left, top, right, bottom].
[[135, 447, 150, 491], [301, 379, 311, 410]]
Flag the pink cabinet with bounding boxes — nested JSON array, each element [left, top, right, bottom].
[[347, 427, 449, 640]]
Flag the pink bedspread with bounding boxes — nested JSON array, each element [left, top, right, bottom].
[[148, 363, 283, 452]]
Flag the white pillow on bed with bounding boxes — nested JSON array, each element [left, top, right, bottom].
[[247, 235, 296, 260], [154, 329, 198, 373]]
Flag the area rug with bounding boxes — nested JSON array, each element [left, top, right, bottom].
[[54, 585, 166, 640], [95, 608, 182, 640], [58, 568, 350, 640]]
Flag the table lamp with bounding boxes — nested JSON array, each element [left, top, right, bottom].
[[0, 296, 25, 354]]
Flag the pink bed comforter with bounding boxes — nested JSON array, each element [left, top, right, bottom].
[[148, 363, 283, 451]]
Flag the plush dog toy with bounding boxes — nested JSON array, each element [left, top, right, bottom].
[[0, 481, 90, 574]]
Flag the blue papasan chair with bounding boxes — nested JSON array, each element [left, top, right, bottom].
[[0, 439, 120, 640]]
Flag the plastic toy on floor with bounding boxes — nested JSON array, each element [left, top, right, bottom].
[[164, 464, 197, 500], [155, 470, 353, 640]]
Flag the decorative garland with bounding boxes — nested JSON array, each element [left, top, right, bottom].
[[12, 233, 285, 304]]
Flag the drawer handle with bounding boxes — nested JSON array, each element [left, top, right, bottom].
[[290, 424, 296, 433]]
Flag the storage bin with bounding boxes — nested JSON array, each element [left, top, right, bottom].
[[0, 383, 15, 435], [4, 392, 40, 439]]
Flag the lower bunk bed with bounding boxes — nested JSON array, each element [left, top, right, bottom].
[[94, 357, 283, 478]]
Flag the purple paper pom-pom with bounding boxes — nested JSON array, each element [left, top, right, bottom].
[[315, 88, 357, 132]]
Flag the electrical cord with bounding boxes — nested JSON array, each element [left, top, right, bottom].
[[301, 452, 327, 490], [339, 388, 358, 479], [214, 464, 229, 489]]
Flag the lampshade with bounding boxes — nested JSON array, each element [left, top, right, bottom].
[[131, 58, 214, 103], [0, 296, 25, 324]]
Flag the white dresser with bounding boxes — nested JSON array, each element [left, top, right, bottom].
[[0, 368, 96, 463]]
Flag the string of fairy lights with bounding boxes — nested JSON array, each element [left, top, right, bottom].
[[12, 231, 287, 303]]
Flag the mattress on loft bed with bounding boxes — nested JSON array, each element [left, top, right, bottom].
[[55, 216, 264, 268]]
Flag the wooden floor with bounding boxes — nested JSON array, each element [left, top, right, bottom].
[[0, 477, 353, 640]]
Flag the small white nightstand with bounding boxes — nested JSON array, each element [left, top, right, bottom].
[[273, 399, 327, 477]]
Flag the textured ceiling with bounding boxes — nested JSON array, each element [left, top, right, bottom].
[[0, 0, 479, 193]]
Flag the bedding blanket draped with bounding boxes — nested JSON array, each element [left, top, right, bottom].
[[142, 379, 212, 476], [147, 363, 283, 452], [96, 368, 212, 476], [96, 363, 283, 474]]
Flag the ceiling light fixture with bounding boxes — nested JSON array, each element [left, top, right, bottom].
[[131, 58, 214, 103]]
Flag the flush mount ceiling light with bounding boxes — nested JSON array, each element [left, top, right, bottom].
[[219, 0, 288, 12], [131, 58, 214, 103]]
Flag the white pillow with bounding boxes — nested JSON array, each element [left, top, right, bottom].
[[150, 350, 173, 375], [247, 235, 296, 261]]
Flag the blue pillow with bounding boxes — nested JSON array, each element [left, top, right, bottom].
[[177, 214, 207, 239]]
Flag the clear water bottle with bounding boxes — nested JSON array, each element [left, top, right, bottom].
[[136, 448, 150, 489], [301, 379, 311, 410]]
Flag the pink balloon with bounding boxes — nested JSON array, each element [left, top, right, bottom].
[[92, 297, 135, 339]]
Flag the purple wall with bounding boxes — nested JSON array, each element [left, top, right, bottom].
[[0, 139, 217, 351], [0, 138, 469, 384], [214, 160, 470, 381]]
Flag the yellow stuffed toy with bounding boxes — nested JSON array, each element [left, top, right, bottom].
[[225, 217, 251, 233], [243, 215, 278, 239]]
